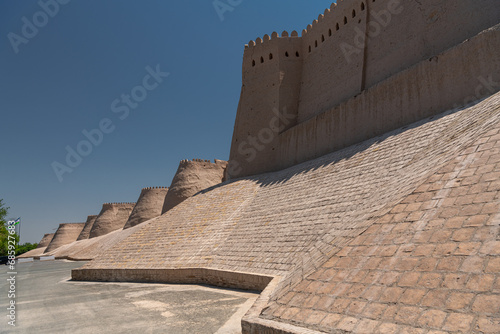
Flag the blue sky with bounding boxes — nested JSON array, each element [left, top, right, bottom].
[[0, 0, 334, 243]]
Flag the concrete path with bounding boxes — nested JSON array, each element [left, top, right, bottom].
[[0, 260, 258, 334]]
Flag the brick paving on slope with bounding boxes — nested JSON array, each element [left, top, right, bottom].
[[77, 93, 500, 333], [263, 100, 500, 333]]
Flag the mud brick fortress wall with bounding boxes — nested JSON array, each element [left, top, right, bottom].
[[77, 215, 98, 241], [124, 187, 169, 229], [161, 159, 228, 213], [229, 0, 500, 178], [69, 3, 500, 332], [37, 233, 55, 248], [45, 223, 85, 253], [89, 203, 135, 238]]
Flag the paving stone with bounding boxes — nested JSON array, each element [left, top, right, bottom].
[[472, 295, 500, 314], [475, 317, 500, 333], [442, 313, 474, 332], [417, 309, 447, 328], [75, 91, 500, 333], [445, 292, 475, 310]]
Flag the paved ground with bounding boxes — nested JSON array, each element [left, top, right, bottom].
[[0, 260, 258, 334]]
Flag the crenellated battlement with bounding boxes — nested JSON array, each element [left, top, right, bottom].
[[243, 31, 302, 71], [162, 158, 228, 213], [124, 186, 169, 229], [245, 30, 300, 48], [179, 159, 227, 166], [102, 202, 136, 205], [55, 222, 86, 230], [102, 202, 136, 209], [230, 0, 500, 179], [300, 1, 369, 56], [245, 30, 300, 49], [244, 1, 370, 67], [141, 186, 169, 191]]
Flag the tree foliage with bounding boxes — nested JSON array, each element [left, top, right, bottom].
[[0, 199, 7, 222], [16, 242, 38, 256], [0, 198, 11, 256], [0, 199, 36, 256]]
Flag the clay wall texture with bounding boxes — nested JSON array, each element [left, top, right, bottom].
[[45, 222, 146, 261], [298, 0, 500, 121], [279, 25, 500, 171], [37, 233, 54, 248], [161, 159, 228, 213], [124, 187, 169, 229], [229, 0, 500, 178], [76, 215, 98, 241], [44, 223, 85, 253], [257, 100, 500, 334], [70, 3, 500, 332], [75, 92, 500, 333], [89, 203, 135, 238], [17, 247, 47, 258]]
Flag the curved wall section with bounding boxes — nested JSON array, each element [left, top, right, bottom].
[[124, 187, 169, 229], [45, 223, 85, 253], [162, 159, 227, 214], [89, 203, 135, 238], [77, 215, 98, 241]]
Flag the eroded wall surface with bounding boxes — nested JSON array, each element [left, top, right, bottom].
[[77, 215, 98, 241], [76, 93, 500, 305], [124, 187, 169, 229], [279, 26, 500, 170], [45, 223, 85, 253], [37, 233, 54, 248], [229, 0, 500, 178], [298, 0, 500, 121], [89, 203, 135, 238], [162, 159, 228, 213]]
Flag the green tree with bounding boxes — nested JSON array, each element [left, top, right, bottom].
[[0, 199, 38, 256], [0, 199, 7, 222], [0, 199, 24, 257], [16, 242, 38, 256], [0, 198, 11, 256]]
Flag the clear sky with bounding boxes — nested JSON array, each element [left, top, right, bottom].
[[0, 0, 334, 243]]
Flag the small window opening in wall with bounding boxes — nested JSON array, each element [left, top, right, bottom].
[[309, 46, 312, 53], [269, 53, 273, 60], [361, 2, 365, 10], [321, 35, 325, 42], [344, 16, 347, 25], [315, 40, 318, 47], [352, 10, 356, 18], [329, 29, 332, 36], [336, 23, 340, 31], [252, 60, 256, 67], [285, 51, 289, 57], [296, 51, 300, 57], [260, 56, 264, 63]]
